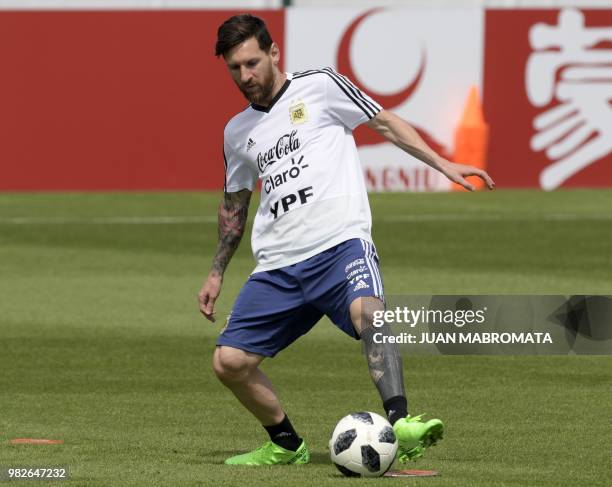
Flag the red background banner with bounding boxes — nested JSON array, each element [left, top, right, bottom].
[[1, 9, 610, 190], [0, 10, 284, 190], [484, 9, 612, 188]]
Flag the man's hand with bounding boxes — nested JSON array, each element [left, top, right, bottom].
[[367, 110, 495, 191], [199, 272, 223, 322], [439, 159, 495, 192]]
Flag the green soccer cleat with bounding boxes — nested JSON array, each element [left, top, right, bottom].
[[224, 440, 310, 466], [393, 414, 444, 463]]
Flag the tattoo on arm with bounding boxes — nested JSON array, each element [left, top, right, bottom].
[[211, 189, 252, 276]]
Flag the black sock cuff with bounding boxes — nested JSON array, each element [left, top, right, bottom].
[[383, 395, 408, 425], [263, 414, 302, 451]]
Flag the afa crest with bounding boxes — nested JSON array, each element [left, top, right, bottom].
[[289, 100, 308, 125]]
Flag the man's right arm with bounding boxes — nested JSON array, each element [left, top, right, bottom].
[[198, 189, 252, 321]]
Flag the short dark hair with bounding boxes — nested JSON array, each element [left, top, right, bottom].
[[215, 14, 273, 57]]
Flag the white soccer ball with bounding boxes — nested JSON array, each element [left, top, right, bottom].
[[329, 411, 398, 477]]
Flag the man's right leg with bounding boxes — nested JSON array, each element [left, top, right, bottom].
[[212, 345, 309, 465], [212, 345, 283, 426], [213, 269, 322, 465]]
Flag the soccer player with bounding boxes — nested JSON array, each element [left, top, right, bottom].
[[199, 14, 494, 466]]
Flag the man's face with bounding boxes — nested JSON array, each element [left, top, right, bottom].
[[224, 37, 279, 105]]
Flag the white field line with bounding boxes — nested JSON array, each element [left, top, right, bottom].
[[380, 213, 612, 222], [0, 213, 611, 225], [0, 216, 217, 224]]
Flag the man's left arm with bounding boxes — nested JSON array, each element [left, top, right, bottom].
[[366, 109, 495, 191]]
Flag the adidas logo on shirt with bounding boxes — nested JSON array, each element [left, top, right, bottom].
[[246, 138, 256, 152], [354, 280, 370, 291]]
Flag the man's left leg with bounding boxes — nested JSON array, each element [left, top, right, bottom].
[[301, 238, 444, 463], [350, 296, 444, 463]]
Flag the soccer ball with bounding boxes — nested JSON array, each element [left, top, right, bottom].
[[329, 411, 398, 477]]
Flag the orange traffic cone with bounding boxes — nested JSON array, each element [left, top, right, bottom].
[[452, 85, 489, 191]]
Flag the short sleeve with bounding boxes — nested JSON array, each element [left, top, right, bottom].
[[323, 67, 382, 130], [223, 138, 257, 193]]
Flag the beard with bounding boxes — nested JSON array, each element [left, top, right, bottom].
[[239, 65, 276, 105]]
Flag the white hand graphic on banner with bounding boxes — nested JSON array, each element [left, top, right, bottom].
[[526, 9, 612, 190]]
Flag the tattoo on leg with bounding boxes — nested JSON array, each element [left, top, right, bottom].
[[361, 325, 406, 403]]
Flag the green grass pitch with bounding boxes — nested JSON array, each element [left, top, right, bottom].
[[1, 189, 611, 486]]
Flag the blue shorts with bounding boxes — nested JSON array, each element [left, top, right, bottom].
[[217, 238, 385, 357]]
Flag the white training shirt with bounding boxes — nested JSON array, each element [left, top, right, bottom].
[[223, 67, 382, 273]]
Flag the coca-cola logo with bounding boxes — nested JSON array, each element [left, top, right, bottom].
[[256, 130, 301, 173]]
